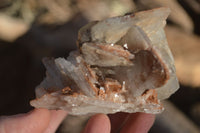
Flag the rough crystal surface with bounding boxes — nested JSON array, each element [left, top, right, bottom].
[[30, 7, 179, 115]]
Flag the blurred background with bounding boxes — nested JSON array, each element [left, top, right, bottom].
[[0, 0, 200, 132]]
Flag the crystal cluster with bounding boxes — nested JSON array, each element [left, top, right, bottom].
[[30, 7, 179, 115]]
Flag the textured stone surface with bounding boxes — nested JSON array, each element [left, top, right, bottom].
[[30, 8, 179, 115]]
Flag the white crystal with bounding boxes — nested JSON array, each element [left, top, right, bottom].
[[30, 7, 179, 115]]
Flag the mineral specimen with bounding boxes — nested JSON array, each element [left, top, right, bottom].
[[30, 7, 179, 115]]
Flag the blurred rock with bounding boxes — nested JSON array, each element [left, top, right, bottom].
[[37, 0, 78, 24], [150, 100, 200, 133], [0, 13, 29, 42], [135, 0, 194, 33], [77, 0, 135, 21], [165, 26, 200, 87], [180, 0, 200, 14], [178, 0, 200, 35], [0, 0, 78, 25]]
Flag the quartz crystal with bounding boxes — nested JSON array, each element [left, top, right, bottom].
[[30, 7, 179, 115]]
